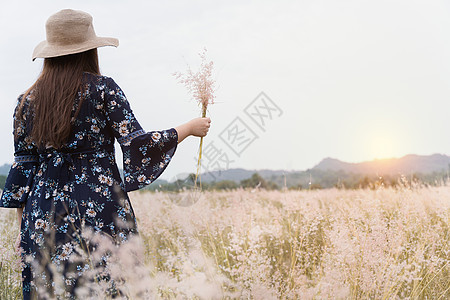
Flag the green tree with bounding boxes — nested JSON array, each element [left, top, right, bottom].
[[0, 175, 6, 190], [211, 180, 238, 190], [240, 173, 278, 190]]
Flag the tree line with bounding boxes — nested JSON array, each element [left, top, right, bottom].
[[147, 170, 449, 192], [0, 170, 448, 192]]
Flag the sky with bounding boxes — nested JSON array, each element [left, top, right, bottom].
[[1, 0, 450, 180]]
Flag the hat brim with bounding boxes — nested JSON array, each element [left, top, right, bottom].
[[32, 37, 119, 61]]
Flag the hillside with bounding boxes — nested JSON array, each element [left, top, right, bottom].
[[313, 154, 450, 175], [0, 164, 11, 176], [189, 153, 450, 189]]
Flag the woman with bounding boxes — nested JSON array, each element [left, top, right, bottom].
[[0, 9, 210, 299]]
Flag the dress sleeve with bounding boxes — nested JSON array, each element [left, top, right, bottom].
[[0, 96, 38, 208], [103, 77, 178, 192]]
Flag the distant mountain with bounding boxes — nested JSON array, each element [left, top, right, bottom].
[[1, 154, 448, 187], [189, 153, 450, 189], [313, 154, 450, 175], [0, 164, 11, 176]]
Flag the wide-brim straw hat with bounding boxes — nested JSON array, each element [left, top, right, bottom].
[[32, 9, 118, 61]]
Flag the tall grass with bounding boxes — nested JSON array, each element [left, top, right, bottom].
[[0, 206, 22, 299], [0, 185, 449, 299]]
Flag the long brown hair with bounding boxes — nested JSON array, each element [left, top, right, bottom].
[[16, 49, 100, 150]]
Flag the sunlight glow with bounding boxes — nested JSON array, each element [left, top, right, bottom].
[[367, 131, 401, 160]]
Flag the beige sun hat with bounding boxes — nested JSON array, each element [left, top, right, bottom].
[[32, 9, 119, 61]]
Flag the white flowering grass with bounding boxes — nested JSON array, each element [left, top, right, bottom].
[[173, 48, 216, 188], [0, 185, 449, 299], [0, 208, 22, 299]]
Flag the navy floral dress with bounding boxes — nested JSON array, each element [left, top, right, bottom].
[[0, 73, 178, 299]]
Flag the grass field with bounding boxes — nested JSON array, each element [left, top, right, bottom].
[[1, 184, 449, 299]]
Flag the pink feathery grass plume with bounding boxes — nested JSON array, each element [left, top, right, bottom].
[[173, 48, 216, 188]]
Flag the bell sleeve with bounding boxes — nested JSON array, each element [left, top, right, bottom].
[[0, 97, 38, 208], [102, 77, 178, 192]]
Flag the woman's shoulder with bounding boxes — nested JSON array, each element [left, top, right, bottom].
[[83, 72, 112, 83], [16, 89, 34, 107], [83, 72, 121, 90]]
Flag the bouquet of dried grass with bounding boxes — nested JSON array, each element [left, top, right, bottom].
[[173, 48, 216, 188]]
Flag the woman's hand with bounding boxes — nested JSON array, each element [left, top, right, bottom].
[[189, 117, 211, 137], [175, 117, 211, 143]]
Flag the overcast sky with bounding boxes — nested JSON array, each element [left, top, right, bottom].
[[1, 0, 450, 179]]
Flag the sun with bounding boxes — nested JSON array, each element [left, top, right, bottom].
[[368, 134, 398, 160], [358, 122, 406, 161]]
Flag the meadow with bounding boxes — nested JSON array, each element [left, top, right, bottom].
[[1, 183, 449, 299]]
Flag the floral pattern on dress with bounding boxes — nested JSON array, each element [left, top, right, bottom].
[[0, 73, 178, 299]]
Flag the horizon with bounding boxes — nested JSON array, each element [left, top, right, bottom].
[[0, 153, 450, 172], [2, 152, 448, 178]]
